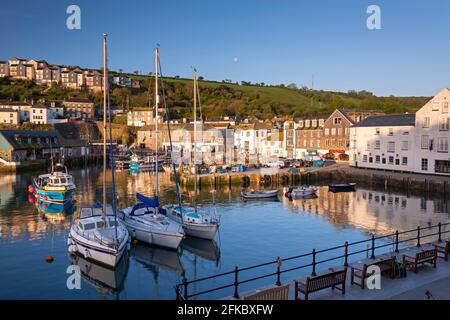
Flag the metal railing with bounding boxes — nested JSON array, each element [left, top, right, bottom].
[[175, 222, 450, 300]]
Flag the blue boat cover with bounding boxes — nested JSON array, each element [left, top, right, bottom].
[[130, 193, 159, 216]]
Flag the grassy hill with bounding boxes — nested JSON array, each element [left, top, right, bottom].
[[0, 75, 431, 121]]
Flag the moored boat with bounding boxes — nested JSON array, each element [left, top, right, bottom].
[[241, 189, 279, 200], [161, 204, 219, 240], [68, 205, 130, 268], [118, 193, 185, 250], [328, 183, 356, 193], [31, 163, 76, 205], [285, 186, 318, 198]]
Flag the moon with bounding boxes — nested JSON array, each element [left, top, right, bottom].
[[233, 57, 238, 63]]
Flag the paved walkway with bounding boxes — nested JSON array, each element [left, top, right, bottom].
[[235, 241, 450, 300], [285, 242, 450, 300]]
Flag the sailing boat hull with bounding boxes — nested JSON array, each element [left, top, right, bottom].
[[68, 227, 128, 268], [182, 223, 218, 240], [119, 211, 184, 250]]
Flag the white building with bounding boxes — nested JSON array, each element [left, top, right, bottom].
[[233, 122, 273, 163], [0, 101, 32, 122], [414, 88, 450, 175], [350, 114, 416, 172], [30, 105, 67, 124], [261, 131, 284, 163]]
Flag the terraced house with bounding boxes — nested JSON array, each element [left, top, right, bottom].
[[323, 109, 384, 160], [294, 116, 327, 159], [84, 69, 103, 92], [0, 61, 9, 77], [61, 67, 85, 89]]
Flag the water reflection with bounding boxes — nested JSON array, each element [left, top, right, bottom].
[[1, 168, 450, 299], [69, 251, 129, 298], [181, 238, 221, 265], [282, 186, 450, 237], [131, 245, 185, 278]]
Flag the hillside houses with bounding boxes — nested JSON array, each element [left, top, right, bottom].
[[0, 57, 140, 91]]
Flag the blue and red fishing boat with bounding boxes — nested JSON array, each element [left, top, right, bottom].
[[29, 163, 76, 205]]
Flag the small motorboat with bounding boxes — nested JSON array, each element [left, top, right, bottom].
[[241, 189, 279, 200], [161, 204, 219, 240], [328, 183, 356, 193], [285, 186, 318, 198]]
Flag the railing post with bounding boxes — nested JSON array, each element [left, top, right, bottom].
[[233, 266, 239, 299], [438, 223, 442, 242], [344, 242, 349, 267], [371, 234, 375, 259], [395, 230, 399, 253], [276, 257, 282, 286], [183, 278, 188, 301], [311, 249, 317, 276], [417, 226, 421, 247]]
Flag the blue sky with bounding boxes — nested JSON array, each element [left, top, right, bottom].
[[1, 0, 450, 96]]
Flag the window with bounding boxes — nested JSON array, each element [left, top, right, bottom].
[[382, 158, 386, 164], [395, 158, 400, 165], [401, 141, 408, 150], [369, 157, 373, 163], [334, 117, 342, 124], [421, 135, 429, 149], [422, 117, 430, 128], [375, 128, 380, 135], [387, 142, 395, 153], [366, 142, 370, 151], [402, 157, 408, 166], [440, 118, 450, 131], [443, 102, 449, 114], [421, 158, 428, 171], [337, 128, 342, 136], [435, 160, 450, 174], [375, 140, 380, 149], [388, 128, 394, 136], [437, 138, 448, 153], [363, 155, 368, 162], [388, 156, 394, 165], [375, 155, 380, 163]]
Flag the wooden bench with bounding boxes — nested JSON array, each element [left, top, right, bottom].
[[350, 256, 396, 289], [404, 249, 437, 273], [294, 267, 347, 300], [242, 284, 289, 300], [433, 241, 450, 262]]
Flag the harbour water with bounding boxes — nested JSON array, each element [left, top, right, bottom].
[[0, 168, 449, 299]]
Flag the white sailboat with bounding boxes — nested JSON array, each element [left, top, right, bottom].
[[163, 68, 219, 240], [68, 34, 130, 268], [118, 48, 184, 250]]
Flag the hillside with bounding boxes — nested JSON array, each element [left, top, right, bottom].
[[0, 75, 431, 120]]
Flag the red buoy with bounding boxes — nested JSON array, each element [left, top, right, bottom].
[[45, 256, 54, 263], [43, 204, 48, 209], [43, 196, 48, 201], [28, 194, 35, 203], [28, 185, 35, 193]]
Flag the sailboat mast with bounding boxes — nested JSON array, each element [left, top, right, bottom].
[[193, 68, 197, 209], [155, 48, 159, 199], [102, 33, 108, 221]]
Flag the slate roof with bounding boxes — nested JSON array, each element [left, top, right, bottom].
[[351, 114, 416, 127]]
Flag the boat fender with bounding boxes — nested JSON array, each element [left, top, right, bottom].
[[67, 237, 73, 246], [84, 248, 90, 259], [28, 185, 35, 193], [68, 245, 77, 254]]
